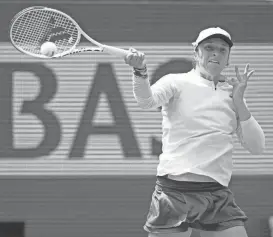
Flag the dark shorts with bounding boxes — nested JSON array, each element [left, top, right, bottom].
[[144, 175, 248, 233]]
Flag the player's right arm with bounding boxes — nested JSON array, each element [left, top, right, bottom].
[[125, 48, 177, 109]]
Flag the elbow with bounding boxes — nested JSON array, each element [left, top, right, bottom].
[[241, 125, 266, 155], [138, 103, 152, 110], [247, 139, 266, 155], [135, 97, 158, 110], [137, 101, 156, 110], [249, 145, 265, 155]]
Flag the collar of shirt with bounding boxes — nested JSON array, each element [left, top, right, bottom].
[[190, 69, 229, 89]]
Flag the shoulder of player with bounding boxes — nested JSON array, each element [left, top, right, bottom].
[[159, 72, 189, 84], [153, 72, 192, 92], [155, 72, 192, 94]]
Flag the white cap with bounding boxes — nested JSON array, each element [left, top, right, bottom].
[[192, 27, 233, 48]]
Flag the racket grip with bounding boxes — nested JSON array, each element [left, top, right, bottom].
[[102, 44, 129, 59]]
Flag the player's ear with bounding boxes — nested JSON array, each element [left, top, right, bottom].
[[193, 47, 198, 61], [193, 47, 199, 67]]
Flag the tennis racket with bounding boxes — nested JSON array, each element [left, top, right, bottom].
[[9, 6, 130, 59]]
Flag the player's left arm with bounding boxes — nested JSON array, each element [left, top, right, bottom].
[[235, 100, 265, 154], [227, 64, 265, 154]]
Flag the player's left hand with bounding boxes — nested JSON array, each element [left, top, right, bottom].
[[226, 64, 255, 104]]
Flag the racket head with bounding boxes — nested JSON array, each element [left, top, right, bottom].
[[9, 6, 85, 58]]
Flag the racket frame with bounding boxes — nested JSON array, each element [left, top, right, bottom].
[[9, 6, 104, 59]]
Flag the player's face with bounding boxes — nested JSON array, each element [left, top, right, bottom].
[[194, 38, 230, 76]]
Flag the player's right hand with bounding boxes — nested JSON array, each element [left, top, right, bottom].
[[125, 48, 146, 69]]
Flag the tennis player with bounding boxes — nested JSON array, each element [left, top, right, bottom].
[[125, 27, 265, 237]]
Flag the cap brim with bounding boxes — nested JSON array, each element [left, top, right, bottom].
[[197, 34, 233, 48]]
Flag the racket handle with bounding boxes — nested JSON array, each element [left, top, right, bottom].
[[102, 44, 129, 59]]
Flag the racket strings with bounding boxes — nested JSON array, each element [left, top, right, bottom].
[[13, 11, 50, 50], [55, 14, 78, 49], [10, 9, 79, 56]]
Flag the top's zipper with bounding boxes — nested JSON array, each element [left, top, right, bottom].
[[212, 81, 217, 91]]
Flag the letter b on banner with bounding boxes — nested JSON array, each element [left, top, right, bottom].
[[0, 63, 61, 158]]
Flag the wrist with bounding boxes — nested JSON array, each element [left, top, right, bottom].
[[234, 99, 244, 108], [133, 64, 147, 71], [133, 65, 148, 78], [234, 100, 251, 121]]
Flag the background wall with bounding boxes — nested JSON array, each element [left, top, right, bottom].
[[0, 0, 273, 237]]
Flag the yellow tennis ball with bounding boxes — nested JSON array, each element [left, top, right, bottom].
[[40, 42, 57, 57]]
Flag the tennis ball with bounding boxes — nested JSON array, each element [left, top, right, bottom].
[[40, 42, 57, 57]]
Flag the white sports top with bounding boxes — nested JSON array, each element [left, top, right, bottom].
[[133, 69, 265, 187]]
